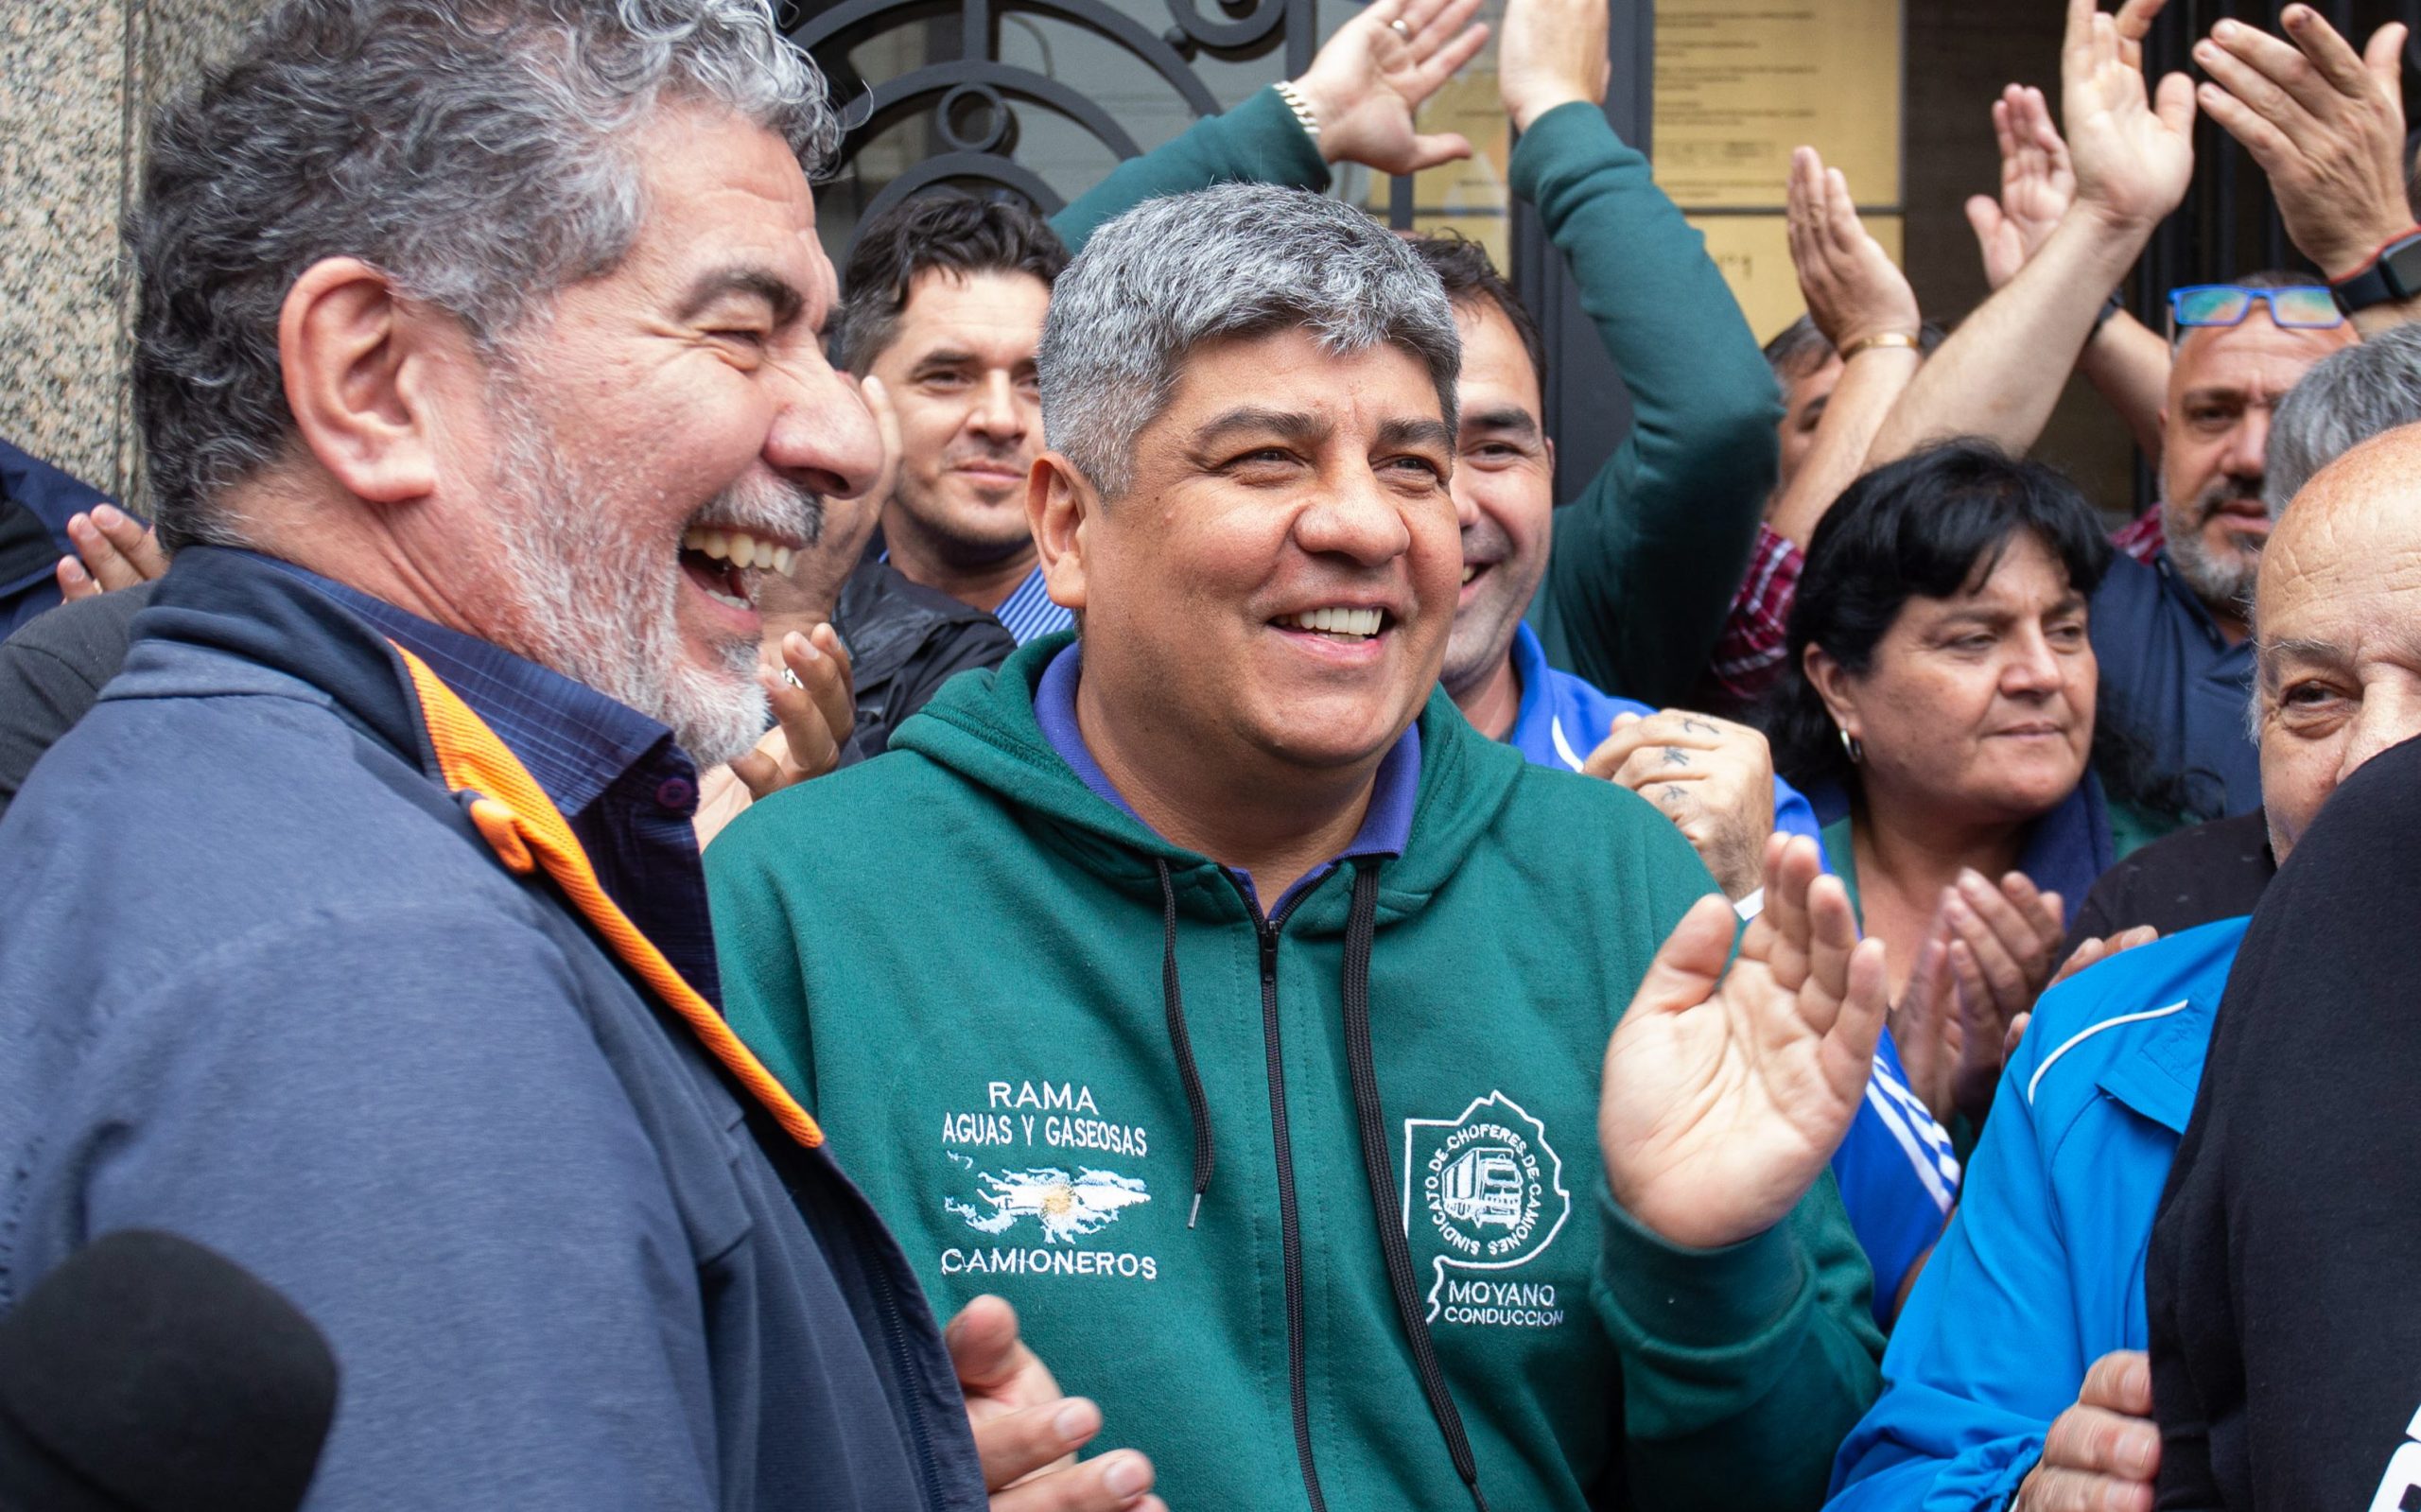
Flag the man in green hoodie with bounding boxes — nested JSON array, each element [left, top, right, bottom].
[[710, 184, 1887, 1511]]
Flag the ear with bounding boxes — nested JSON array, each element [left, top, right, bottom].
[[1802, 640, 1862, 739], [1029, 450, 1096, 615], [278, 256, 452, 506], [1542, 436, 1557, 479]]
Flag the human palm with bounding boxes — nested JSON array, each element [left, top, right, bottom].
[[2062, 0, 2194, 230], [1599, 837, 1888, 1251], [1293, 0, 1489, 175]]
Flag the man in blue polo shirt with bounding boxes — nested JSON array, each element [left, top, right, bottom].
[[1402, 230, 1952, 1320]]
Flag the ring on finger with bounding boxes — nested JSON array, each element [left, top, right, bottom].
[[783, 668, 803, 689], [1388, 17, 1412, 38]]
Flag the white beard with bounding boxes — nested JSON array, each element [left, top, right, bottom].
[[478, 370, 814, 770]]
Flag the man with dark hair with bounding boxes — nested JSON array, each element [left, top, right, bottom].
[[830, 194, 1074, 645], [1392, 0, 1954, 1322]]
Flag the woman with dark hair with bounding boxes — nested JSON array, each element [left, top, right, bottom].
[[1768, 440, 2168, 1131]]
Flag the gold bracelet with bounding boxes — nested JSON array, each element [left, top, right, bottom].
[[1838, 330, 1922, 361], [1273, 79, 1320, 143]]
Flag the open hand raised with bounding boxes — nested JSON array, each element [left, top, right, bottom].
[[1289, 0, 1490, 175], [1600, 834, 1889, 1250]]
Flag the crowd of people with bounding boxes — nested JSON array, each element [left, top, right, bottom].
[[1, 0, 2419, 1506]]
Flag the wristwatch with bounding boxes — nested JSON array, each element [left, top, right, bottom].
[[2330, 227, 2421, 314]]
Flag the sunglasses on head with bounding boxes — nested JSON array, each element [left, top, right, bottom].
[[2167, 284, 2344, 330]]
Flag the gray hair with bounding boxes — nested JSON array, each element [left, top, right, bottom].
[[1037, 185, 1459, 497], [2264, 323, 2421, 515], [131, 0, 839, 550]]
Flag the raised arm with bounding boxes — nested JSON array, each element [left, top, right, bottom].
[[1871, 0, 2194, 466], [2196, 7, 2421, 335], [1507, 0, 1782, 705], [1767, 147, 1924, 549], [1050, 0, 1487, 251], [1969, 82, 2172, 459]]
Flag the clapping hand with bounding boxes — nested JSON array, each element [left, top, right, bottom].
[[1600, 834, 1889, 1250], [1497, 0, 1612, 132], [1288, 0, 1490, 175], [2194, 7, 2412, 279], [1785, 146, 1921, 352], [949, 1295, 1164, 1512], [2019, 1350, 2159, 1512], [1968, 85, 2077, 288], [1584, 709, 1778, 903], [2063, 0, 2196, 235], [56, 504, 167, 600]]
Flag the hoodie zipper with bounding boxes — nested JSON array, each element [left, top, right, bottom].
[[1245, 881, 1329, 1512]]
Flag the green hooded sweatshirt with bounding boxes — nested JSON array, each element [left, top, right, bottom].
[[708, 639, 1882, 1510]]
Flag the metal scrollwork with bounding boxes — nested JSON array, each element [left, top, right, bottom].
[[789, 0, 1315, 225]]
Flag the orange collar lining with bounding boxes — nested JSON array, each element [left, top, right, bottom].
[[392, 643, 825, 1150]]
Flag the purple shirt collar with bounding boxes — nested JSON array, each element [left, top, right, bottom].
[[1033, 641, 1420, 918]]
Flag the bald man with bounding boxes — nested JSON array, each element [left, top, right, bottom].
[[1828, 422, 2421, 1512]]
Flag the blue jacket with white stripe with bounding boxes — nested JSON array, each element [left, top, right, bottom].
[[1824, 914, 2250, 1509], [1504, 619, 1959, 1322]]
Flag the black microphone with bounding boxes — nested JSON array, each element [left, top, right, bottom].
[[0, 1230, 339, 1511]]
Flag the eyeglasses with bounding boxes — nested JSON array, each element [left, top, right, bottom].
[[2168, 284, 2344, 330]]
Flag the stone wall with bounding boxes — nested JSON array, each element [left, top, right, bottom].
[[0, 0, 272, 503]]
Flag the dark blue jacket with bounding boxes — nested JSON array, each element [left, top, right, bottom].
[[0, 548, 985, 1511], [2088, 549, 2257, 821], [0, 440, 115, 636]]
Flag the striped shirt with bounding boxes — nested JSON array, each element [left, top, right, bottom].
[[992, 565, 1074, 644]]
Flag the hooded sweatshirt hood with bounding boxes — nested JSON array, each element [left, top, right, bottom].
[[889, 633, 1529, 933]]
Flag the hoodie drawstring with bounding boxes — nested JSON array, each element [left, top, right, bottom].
[[1341, 860, 1491, 1512], [1154, 859, 1216, 1227]]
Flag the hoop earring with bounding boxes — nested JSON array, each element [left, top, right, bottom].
[[1838, 729, 1863, 765]]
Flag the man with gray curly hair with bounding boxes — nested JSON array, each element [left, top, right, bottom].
[[0, 3, 1161, 1509], [715, 182, 1888, 1510]]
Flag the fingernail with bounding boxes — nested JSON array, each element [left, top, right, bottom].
[[2215, 18, 2238, 38], [1054, 1399, 1099, 1443], [789, 631, 820, 662], [1103, 1452, 1148, 1497], [59, 558, 85, 582], [93, 504, 122, 528]]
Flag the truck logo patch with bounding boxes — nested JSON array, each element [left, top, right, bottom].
[[1402, 1091, 1572, 1327], [945, 1165, 1150, 1244]]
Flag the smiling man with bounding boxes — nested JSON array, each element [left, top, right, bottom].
[[0, 2, 1161, 1508], [712, 182, 1889, 1511]]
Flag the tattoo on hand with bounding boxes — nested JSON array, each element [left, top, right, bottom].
[[1663, 746, 1691, 768], [1680, 718, 1716, 737], [1662, 784, 1690, 808]]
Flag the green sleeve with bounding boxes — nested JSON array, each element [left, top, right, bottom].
[[1514, 101, 1783, 709], [1591, 1174, 1885, 1510], [703, 806, 821, 1113], [1049, 86, 1331, 253]]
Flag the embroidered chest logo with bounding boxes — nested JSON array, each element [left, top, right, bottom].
[[937, 1079, 1161, 1283], [1402, 1091, 1572, 1328], [945, 1167, 1148, 1243]]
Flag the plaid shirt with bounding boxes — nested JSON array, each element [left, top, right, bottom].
[[1706, 509, 2171, 712], [2110, 506, 2165, 564], [1704, 523, 1804, 711]]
